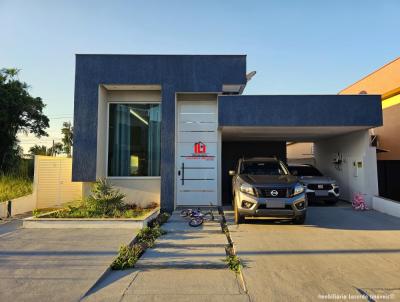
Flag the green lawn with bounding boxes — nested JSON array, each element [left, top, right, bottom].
[[0, 175, 33, 203]]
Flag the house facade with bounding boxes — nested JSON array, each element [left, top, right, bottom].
[[339, 57, 400, 201], [72, 55, 382, 211]]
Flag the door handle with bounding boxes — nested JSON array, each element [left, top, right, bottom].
[[181, 163, 185, 185]]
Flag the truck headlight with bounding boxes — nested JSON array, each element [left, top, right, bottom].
[[293, 184, 304, 196], [240, 183, 255, 196]]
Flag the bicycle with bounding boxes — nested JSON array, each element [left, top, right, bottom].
[[352, 192, 369, 210], [180, 207, 215, 227]]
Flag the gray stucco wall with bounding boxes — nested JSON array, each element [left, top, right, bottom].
[[218, 95, 383, 127], [72, 54, 247, 211]]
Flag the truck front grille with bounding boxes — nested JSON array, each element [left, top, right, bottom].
[[256, 187, 289, 198], [307, 184, 333, 190]]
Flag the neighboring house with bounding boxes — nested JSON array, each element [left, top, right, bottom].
[[286, 142, 315, 165], [72, 54, 382, 210], [339, 57, 400, 201]]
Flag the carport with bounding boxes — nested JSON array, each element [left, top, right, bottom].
[[219, 95, 383, 206]]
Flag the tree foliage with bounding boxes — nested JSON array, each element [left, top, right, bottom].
[[29, 144, 47, 156], [0, 68, 49, 171], [61, 121, 73, 157], [46, 142, 63, 156]]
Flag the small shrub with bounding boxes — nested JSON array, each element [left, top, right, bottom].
[[136, 225, 166, 248], [111, 245, 143, 270], [148, 212, 170, 227], [111, 212, 169, 270], [224, 255, 242, 273], [85, 179, 125, 216], [157, 212, 170, 224], [33, 208, 40, 217]]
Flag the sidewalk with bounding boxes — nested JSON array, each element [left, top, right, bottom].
[[84, 211, 249, 302], [0, 224, 138, 302]]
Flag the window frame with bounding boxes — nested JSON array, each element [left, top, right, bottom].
[[106, 100, 162, 179]]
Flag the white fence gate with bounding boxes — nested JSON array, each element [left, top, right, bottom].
[[34, 156, 83, 209]]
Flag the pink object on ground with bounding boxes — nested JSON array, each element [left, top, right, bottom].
[[352, 192, 369, 210]]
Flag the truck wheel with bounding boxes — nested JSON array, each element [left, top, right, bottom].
[[234, 202, 244, 224], [293, 214, 306, 225]]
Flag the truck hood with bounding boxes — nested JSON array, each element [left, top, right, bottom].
[[239, 174, 299, 186], [298, 176, 336, 185]]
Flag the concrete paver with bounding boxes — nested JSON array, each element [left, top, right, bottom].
[[228, 205, 400, 302], [0, 223, 138, 302]]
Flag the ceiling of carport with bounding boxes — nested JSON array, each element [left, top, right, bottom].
[[221, 126, 369, 141]]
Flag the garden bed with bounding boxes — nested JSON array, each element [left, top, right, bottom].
[[23, 179, 160, 229], [23, 207, 160, 229]]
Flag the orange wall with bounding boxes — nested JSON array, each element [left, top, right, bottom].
[[340, 57, 400, 160], [339, 57, 400, 98]]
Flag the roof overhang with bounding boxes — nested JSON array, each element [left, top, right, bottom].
[[218, 94, 382, 141]]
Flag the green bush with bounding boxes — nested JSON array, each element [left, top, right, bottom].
[[111, 213, 169, 270], [0, 174, 33, 202], [136, 225, 166, 248], [40, 179, 158, 218], [111, 245, 143, 270], [148, 212, 170, 228]]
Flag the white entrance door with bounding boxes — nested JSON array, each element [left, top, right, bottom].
[[176, 100, 218, 206]]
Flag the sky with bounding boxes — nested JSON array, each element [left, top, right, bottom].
[[1, 0, 399, 153]]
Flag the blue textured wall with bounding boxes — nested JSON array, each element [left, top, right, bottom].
[[218, 95, 382, 127], [72, 54, 247, 211]]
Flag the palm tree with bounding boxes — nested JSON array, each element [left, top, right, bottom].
[[61, 122, 73, 157]]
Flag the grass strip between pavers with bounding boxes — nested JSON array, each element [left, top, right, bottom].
[[110, 212, 170, 270]]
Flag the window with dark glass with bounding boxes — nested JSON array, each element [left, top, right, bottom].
[[108, 103, 161, 176]]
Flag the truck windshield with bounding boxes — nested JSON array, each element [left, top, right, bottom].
[[289, 166, 323, 176], [241, 161, 288, 175]]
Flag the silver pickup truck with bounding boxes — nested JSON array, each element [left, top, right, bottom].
[[229, 157, 307, 224]]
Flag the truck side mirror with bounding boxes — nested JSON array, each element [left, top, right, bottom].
[[229, 170, 236, 176]]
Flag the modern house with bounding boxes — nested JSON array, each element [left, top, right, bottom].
[[72, 54, 382, 211], [339, 57, 400, 201]]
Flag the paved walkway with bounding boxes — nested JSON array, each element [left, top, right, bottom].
[[227, 205, 400, 302], [0, 221, 138, 302], [84, 212, 249, 302]]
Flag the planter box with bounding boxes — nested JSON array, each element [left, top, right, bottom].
[[23, 208, 160, 229], [0, 194, 35, 218], [372, 196, 400, 218]]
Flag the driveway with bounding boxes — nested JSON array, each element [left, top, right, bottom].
[[0, 221, 137, 302], [83, 212, 249, 302], [228, 204, 400, 301]]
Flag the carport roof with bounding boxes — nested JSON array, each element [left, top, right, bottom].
[[218, 94, 382, 141]]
